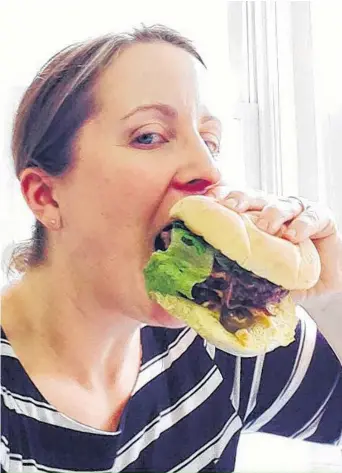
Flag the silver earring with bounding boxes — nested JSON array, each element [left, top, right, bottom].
[[50, 219, 57, 226]]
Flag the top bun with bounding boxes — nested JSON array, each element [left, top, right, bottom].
[[170, 195, 321, 290]]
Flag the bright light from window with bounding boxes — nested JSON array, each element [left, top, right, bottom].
[[311, 3, 342, 114]]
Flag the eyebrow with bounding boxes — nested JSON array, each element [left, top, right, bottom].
[[121, 103, 178, 121], [121, 102, 221, 129], [202, 114, 222, 131]]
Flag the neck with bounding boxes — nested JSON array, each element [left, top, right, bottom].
[[4, 265, 142, 387]]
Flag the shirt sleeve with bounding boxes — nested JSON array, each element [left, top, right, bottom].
[[216, 308, 342, 444]]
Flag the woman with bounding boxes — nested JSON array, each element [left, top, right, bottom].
[[1, 25, 341, 473]]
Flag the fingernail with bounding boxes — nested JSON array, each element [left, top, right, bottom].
[[257, 218, 269, 231], [224, 198, 238, 209], [285, 229, 297, 239]]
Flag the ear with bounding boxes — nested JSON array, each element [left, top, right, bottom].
[[20, 168, 61, 230]]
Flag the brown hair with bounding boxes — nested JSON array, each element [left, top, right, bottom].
[[7, 24, 205, 277]]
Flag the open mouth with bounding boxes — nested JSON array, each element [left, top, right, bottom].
[[154, 223, 174, 251]]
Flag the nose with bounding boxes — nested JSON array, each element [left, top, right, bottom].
[[171, 138, 222, 195]]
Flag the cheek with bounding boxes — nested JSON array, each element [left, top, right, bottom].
[[62, 162, 170, 239], [98, 163, 172, 222]]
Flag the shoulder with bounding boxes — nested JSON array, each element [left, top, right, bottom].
[[1, 326, 48, 412], [1, 326, 19, 377]]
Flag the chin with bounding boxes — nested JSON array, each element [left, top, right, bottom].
[[133, 273, 186, 329], [149, 301, 187, 329]]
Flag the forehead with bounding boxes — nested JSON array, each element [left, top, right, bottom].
[[94, 41, 215, 117]]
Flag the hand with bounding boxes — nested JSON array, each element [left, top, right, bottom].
[[208, 188, 342, 302]]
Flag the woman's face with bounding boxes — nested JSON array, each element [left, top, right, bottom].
[[55, 41, 222, 326]]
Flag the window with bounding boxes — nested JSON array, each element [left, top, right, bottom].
[[225, 1, 342, 230]]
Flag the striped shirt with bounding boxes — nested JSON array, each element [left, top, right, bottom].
[[1, 309, 342, 472]]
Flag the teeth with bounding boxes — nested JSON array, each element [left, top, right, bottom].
[[154, 223, 174, 251]]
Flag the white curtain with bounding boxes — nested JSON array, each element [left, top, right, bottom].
[[225, 1, 342, 230], [311, 2, 342, 228]]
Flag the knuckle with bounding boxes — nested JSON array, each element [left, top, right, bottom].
[[226, 190, 247, 201], [254, 196, 269, 208], [291, 217, 313, 235], [304, 207, 320, 223], [261, 204, 283, 220], [292, 217, 309, 228]]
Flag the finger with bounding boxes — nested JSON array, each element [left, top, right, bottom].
[[275, 223, 289, 238], [221, 190, 269, 213], [205, 184, 230, 200], [255, 201, 302, 235], [283, 204, 334, 242]]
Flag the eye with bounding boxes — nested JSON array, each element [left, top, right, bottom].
[[203, 137, 221, 157], [132, 132, 167, 147]]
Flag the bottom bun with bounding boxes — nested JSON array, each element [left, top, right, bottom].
[[150, 292, 298, 357]]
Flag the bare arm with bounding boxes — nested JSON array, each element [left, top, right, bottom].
[[301, 293, 342, 364]]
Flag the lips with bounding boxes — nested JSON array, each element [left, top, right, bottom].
[[172, 179, 215, 194]]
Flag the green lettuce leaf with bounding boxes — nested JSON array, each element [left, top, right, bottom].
[[144, 225, 214, 299]]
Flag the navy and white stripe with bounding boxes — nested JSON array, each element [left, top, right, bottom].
[[2, 308, 342, 472]]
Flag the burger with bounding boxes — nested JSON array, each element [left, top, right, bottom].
[[144, 195, 321, 357]]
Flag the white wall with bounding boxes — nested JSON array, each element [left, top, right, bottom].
[[0, 0, 238, 288]]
